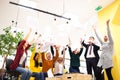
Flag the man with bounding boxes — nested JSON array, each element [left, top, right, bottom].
[[82, 36, 100, 80]]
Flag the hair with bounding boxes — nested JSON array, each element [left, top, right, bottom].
[[33, 52, 39, 67], [50, 46, 54, 56], [17, 40, 22, 47], [89, 36, 95, 40], [17, 40, 23, 49]]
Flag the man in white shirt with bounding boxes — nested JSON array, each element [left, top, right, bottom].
[[82, 36, 100, 80]]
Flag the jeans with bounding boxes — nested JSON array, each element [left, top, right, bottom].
[[16, 66, 32, 80], [33, 72, 45, 80], [69, 66, 80, 73]]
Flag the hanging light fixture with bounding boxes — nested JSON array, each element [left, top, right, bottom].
[[9, 1, 71, 21]]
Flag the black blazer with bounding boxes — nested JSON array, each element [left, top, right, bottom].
[[82, 41, 100, 61]]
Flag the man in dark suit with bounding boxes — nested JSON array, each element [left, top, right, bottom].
[[82, 36, 100, 80]]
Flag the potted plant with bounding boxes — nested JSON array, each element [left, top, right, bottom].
[[0, 26, 23, 79]]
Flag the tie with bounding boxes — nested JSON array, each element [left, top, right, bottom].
[[89, 45, 92, 55]]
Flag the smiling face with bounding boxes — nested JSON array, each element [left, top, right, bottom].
[[35, 54, 39, 61], [46, 52, 52, 60], [104, 35, 108, 42], [73, 48, 78, 54], [88, 36, 94, 44], [34, 52, 39, 61], [57, 57, 63, 63]]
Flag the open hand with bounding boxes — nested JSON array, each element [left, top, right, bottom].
[[106, 19, 110, 25], [92, 25, 96, 31]]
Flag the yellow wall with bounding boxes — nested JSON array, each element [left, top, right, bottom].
[[98, 0, 120, 80]]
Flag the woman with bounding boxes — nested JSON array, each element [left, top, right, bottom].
[[41, 45, 59, 73], [54, 46, 67, 76], [67, 38, 83, 73], [30, 46, 44, 80], [93, 19, 114, 80], [30, 45, 42, 73], [32, 45, 59, 80], [9, 28, 35, 80]]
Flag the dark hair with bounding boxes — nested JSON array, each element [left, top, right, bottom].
[[33, 52, 39, 67], [17, 40, 22, 47], [89, 36, 94, 40], [50, 46, 54, 56]]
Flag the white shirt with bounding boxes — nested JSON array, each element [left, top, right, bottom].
[[54, 62, 64, 74], [86, 46, 95, 58], [19, 52, 27, 65]]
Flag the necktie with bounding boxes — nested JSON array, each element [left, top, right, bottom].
[[89, 45, 92, 55]]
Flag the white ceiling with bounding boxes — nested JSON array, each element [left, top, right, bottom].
[[29, 0, 115, 24], [0, 0, 115, 27], [0, 0, 115, 45]]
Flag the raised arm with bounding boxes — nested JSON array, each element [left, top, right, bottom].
[[81, 34, 88, 47], [26, 33, 42, 50], [30, 47, 36, 61], [92, 25, 103, 45], [67, 37, 72, 53], [68, 37, 72, 47], [53, 45, 59, 63], [78, 38, 83, 56], [29, 33, 41, 45], [24, 28, 32, 41], [62, 46, 67, 63], [41, 52, 46, 61], [106, 19, 113, 44], [82, 40, 87, 48]]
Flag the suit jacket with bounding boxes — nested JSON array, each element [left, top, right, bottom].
[[82, 41, 100, 61]]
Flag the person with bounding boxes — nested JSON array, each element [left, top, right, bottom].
[[41, 45, 59, 72], [67, 38, 83, 73], [93, 19, 114, 80], [30, 48, 42, 73], [54, 46, 67, 76], [29, 46, 43, 80], [9, 28, 35, 80], [39, 45, 59, 79], [82, 36, 100, 80]]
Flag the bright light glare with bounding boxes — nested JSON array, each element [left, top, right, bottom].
[[19, 0, 37, 8]]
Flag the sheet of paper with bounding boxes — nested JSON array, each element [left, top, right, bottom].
[[47, 68, 54, 77]]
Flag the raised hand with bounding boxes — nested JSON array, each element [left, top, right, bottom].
[[29, 27, 32, 32], [80, 38, 82, 44], [63, 46, 67, 51], [92, 25, 96, 32], [106, 19, 110, 25], [54, 45, 60, 50], [106, 19, 110, 28], [68, 37, 72, 46]]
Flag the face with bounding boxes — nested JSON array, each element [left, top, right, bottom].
[[104, 36, 108, 42], [57, 57, 63, 63], [35, 54, 39, 61], [24, 42, 28, 49], [88, 37, 94, 44], [46, 53, 51, 60], [73, 48, 78, 54]]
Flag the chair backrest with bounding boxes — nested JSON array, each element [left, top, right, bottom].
[[5, 59, 13, 70]]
